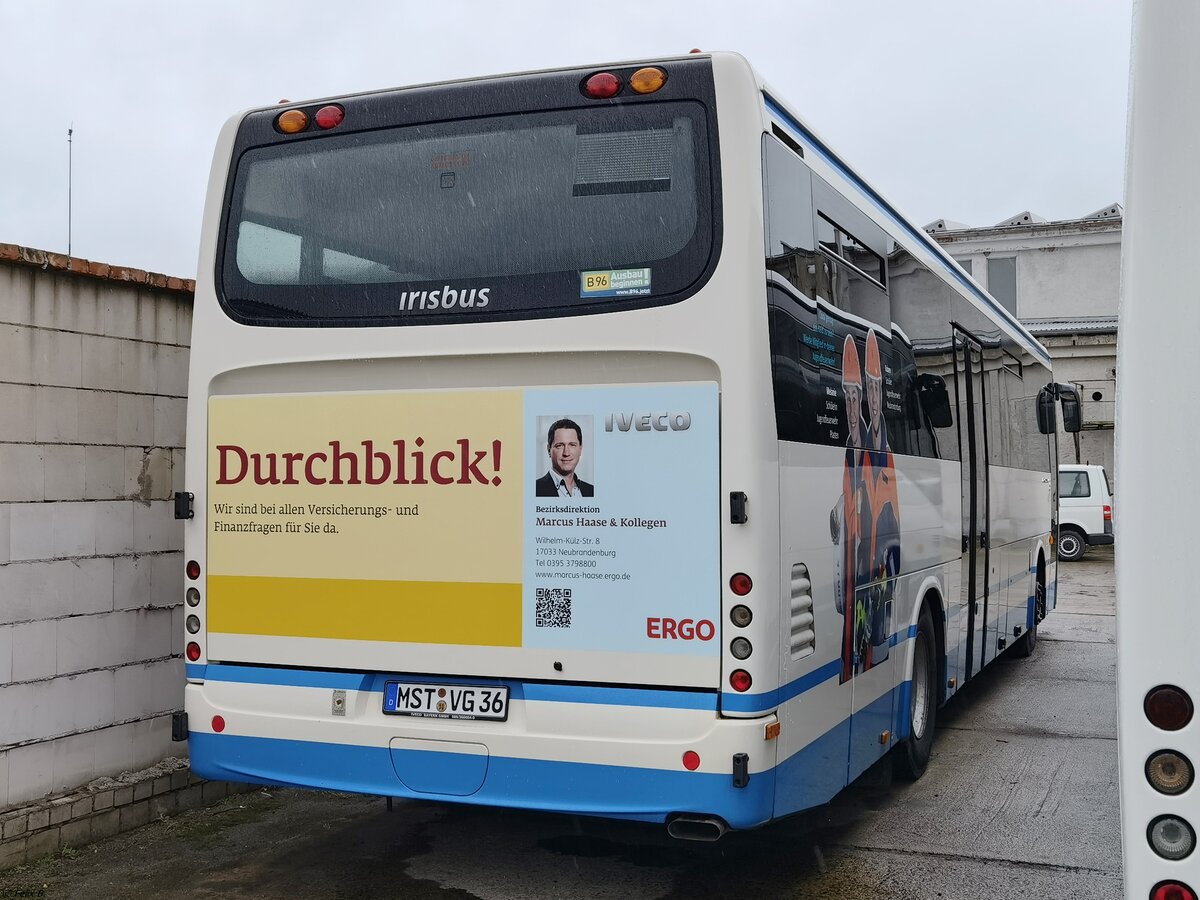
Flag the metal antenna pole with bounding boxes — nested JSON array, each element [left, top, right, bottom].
[[67, 126, 73, 257]]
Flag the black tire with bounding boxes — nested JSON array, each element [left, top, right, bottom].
[[894, 605, 938, 780], [1057, 528, 1086, 562], [1014, 560, 1046, 658]]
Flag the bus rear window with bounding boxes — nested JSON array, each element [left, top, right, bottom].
[[219, 101, 716, 326]]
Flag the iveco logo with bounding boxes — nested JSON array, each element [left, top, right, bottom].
[[604, 412, 692, 432]]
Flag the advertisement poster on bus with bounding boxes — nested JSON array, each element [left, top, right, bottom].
[[205, 382, 720, 671]]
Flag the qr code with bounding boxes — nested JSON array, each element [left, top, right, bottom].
[[535, 587, 572, 627]]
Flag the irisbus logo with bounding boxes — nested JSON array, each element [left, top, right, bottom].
[[399, 285, 491, 312]]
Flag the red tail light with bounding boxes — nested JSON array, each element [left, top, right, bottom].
[[1153, 881, 1198, 900], [583, 72, 621, 99], [1104, 505, 1112, 521], [730, 669, 752, 692], [186, 642, 201, 662], [314, 105, 344, 129], [1147, 685, 1194, 731], [730, 573, 753, 596], [186, 560, 201, 580]]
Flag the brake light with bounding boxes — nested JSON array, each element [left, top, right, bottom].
[[1153, 881, 1198, 900], [730, 669, 752, 692], [1147, 686, 1194, 731], [1104, 505, 1112, 521], [730, 573, 753, 596], [314, 105, 344, 129], [186, 560, 201, 580], [583, 72, 621, 99], [186, 642, 201, 662]]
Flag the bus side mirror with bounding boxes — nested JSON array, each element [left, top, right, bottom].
[[1058, 384, 1082, 433], [917, 374, 953, 429], [1037, 383, 1083, 434], [1037, 386, 1057, 434]]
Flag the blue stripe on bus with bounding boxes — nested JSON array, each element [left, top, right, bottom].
[[188, 732, 777, 830], [192, 621, 930, 717], [763, 95, 1052, 369], [189, 679, 915, 829]]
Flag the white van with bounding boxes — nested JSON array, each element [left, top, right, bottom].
[[1057, 464, 1114, 561]]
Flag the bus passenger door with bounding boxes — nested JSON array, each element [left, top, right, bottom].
[[954, 332, 989, 681]]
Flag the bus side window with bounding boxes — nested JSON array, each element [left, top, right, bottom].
[[762, 135, 818, 300]]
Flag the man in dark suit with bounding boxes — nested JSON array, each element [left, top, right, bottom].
[[535, 418, 595, 497]]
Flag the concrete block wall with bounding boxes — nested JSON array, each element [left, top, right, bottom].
[[0, 245, 195, 811]]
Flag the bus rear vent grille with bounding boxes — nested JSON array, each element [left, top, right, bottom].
[[790, 563, 816, 659]]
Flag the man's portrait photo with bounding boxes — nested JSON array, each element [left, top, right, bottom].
[[535, 416, 595, 498]]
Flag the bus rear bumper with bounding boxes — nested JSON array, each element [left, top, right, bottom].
[[184, 679, 778, 830]]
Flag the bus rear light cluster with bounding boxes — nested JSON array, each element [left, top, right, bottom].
[[186, 642, 201, 662], [1146, 685, 1194, 731], [1153, 881, 1199, 900], [581, 67, 667, 99], [1150, 815, 1197, 861], [276, 105, 346, 134], [729, 669, 752, 692], [1148, 751, 1195, 795], [186, 560, 201, 580]]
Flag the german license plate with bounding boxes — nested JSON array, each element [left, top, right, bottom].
[[382, 681, 509, 721]]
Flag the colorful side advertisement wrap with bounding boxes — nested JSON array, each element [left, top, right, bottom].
[[206, 382, 720, 671]]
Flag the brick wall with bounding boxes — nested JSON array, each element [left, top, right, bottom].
[[0, 245, 195, 810]]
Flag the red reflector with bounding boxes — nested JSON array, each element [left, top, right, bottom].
[[682, 751, 700, 771], [583, 72, 621, 99], [314, 105, 344, 129], [730, 669, 752, 692], [212, 716, 225, 733], [186, 560, 201, 580], [1147, 686, 1195, 731], [1104, 505, 1112, 521], [730, 573, 753, 596], [186, 642, 201, 662], [1152, 881, 1198, 900]]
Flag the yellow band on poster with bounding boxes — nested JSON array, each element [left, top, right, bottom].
[[207, 575, 522, 647]]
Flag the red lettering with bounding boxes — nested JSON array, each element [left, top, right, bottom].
[[281, 452, 303, 485], [363, 440, 391, 485], [430, 450, 455, 485], [647, 618, 661, 639], [458, 439, 489, 485], [696, 619, 715, 641], [252, 452, 279, 485], [662, 618, 678, 639], [329, 441, 358, 484], [678, 619, 695, 640], [305, 452, 328, 485], [216, 445, 248, 484]]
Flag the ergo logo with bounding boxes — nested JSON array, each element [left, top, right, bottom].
[[646, 617, 715, 641]]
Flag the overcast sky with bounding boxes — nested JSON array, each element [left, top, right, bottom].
[[0, 1, 1132, 278]]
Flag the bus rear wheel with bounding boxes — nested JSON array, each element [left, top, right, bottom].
[[894, 605, 938, 780]]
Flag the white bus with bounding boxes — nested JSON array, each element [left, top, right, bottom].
[[178, 53, 1079, 837], [1118, 3, 1200, 897]]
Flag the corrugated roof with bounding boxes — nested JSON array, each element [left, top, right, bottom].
[[1021, 316, 1118, 335]]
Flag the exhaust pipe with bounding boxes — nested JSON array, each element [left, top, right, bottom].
[[666, 815, 728, 842]]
